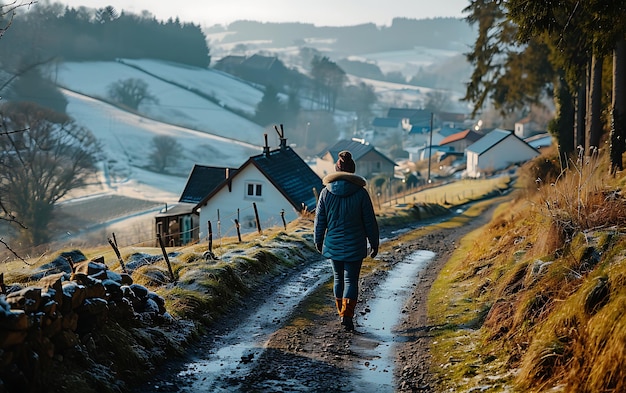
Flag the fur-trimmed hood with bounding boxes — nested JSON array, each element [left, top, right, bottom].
[[322, 172, 366, 187], [322, 172, 366, 198]]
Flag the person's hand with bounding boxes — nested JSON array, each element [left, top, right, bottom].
[[370, 247, 378, 258], [316, 243, 323, 253]]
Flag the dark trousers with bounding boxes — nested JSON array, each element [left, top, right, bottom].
[[331, 259, 363, 299]]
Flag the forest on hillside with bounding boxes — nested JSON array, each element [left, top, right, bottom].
[[0, 2, 211, 70]]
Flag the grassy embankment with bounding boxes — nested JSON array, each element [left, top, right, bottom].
[[428, 150, 626, 392]]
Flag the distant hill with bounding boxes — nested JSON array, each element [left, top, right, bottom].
[[205, 17, 474, 55], [205, 18, 475, 95]]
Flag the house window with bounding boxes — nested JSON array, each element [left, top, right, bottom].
[[245, 182, 263, 198]]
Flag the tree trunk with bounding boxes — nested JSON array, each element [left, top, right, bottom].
[[554, 72, 575, 167], [587, 52, 603, 156], [575, 71, 587, 153], [610, 39, 626, 174]]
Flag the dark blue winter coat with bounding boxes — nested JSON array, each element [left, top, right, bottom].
[[314, 172, 379, 261]]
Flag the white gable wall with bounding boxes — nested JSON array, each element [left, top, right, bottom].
[[466, 150, 480, 177], [466, 135, 538, 178], [197, 165, 300, 239]]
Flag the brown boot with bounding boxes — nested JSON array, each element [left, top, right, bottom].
[[341, 298, 357, 331], [335, 298, 344, 316]]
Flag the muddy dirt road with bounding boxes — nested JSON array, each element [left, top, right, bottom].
[[134, 202, 500, 393]]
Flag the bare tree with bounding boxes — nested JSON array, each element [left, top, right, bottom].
[[0, 102, 102, 247], [107, 78, 158, 110], [310, 56, 346, 112], [149, 135, 181, 172], [424, 90, 452, 114], [0, 0, 38, 259]]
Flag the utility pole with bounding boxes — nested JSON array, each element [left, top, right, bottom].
[[427, 112, 433, 184]]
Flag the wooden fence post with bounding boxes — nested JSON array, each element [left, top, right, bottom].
[[217, 209, 221, 239], [234, 219, 242, 242], [108, 237, 128, 274], [208, 221, 213, 253], [156, 233, 175, 282], [280, 209, 286, 230], [253, 202, 262, 234]]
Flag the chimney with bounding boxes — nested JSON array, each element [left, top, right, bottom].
[[275, 124, 287, 150], [263, 133, 270, 157], [226, 168, 232, 192]]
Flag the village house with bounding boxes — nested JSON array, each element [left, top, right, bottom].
[[371, 117, 405, 139], [438, 129, 483, 153], [214, 54, 294, 88], [514, 116, 540, 138], [387, 107, 432, 132], [315, 138, 396, 179], [155, 165, 238, 246], [156, 131, 323, 245], [193, 133, 322, 241], [465, 128, 539, 178]]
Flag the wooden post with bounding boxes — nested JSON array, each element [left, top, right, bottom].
[[108, 237, 128, 274], [234, 219, 242, 242], [217, 209, 221, 239], [65, 256, 75, 274], [156, 233, 175, 282], [208, 221, 213, 253], [253, 202, 262, 234], [280, 209, 286, 230], [0, 273, 5, 295]]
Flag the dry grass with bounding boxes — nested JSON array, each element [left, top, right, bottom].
[[428, 149, 626, 392]]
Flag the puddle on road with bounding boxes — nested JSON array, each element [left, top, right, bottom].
[[352, 250, 435, 392], [176, 258, 332, 392]]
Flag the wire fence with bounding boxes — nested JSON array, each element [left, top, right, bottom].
[[0, 202, 299, 287]]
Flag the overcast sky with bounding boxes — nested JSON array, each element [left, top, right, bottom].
[[53, 0, 470, 27]]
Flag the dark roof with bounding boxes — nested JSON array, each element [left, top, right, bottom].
[[323, 139, 396, 167], [194, 144, 322, 213], [437, 111, 467, 123], [250, 145, 323, 211], [179, 165, 238, 204], [155, 202, 196, 218], [242, 54, 282, 71], [372, 117, 402, 128], [387, 108, 430, 121], [215, 55, 246, 66]]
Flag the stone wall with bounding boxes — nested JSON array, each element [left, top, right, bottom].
[[0, 251, 171, 393]]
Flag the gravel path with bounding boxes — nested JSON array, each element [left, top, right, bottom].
[[134, 199, 504, 393]]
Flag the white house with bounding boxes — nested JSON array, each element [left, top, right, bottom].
[[466, 128, 540, 178], [193, 136, 323, 239], [514, 117, 539, 138]]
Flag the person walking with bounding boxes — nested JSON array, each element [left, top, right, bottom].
[[314, 150, 379, 331]]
